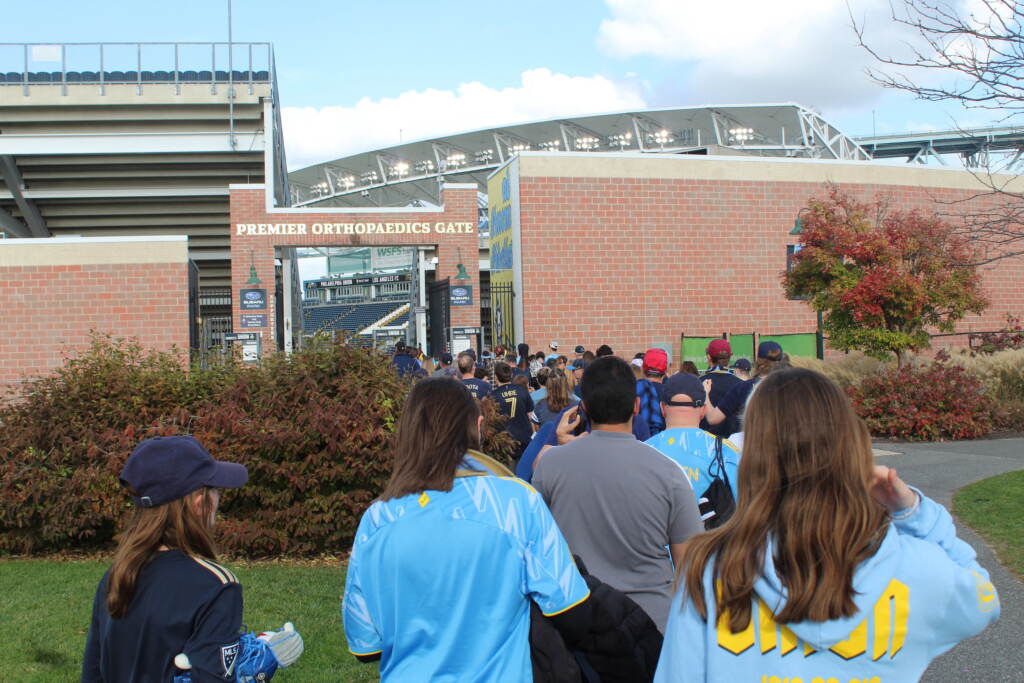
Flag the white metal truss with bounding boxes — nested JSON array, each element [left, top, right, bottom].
[[797, 109, 871, 161]]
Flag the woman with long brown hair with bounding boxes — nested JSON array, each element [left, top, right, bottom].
[[82, 436, 302, 682], [653, 368, 1000, 682], [532, 370, 576, 426], [342, 376, 591, 682]]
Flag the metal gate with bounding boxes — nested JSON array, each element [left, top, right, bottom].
[[427, 278, 450, 356], [490, 282, 515, 351]]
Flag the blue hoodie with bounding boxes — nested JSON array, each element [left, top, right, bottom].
[[654, 490, 1000, 682]]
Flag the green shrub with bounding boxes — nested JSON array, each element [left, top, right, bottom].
[[847, 352, 995, 440], [0, 334, 516, 556]]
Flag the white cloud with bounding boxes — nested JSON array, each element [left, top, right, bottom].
[[282, 68, 645, 170], [596, 0, 946, 111]]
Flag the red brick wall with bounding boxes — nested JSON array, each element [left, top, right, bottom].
[[0, 261, 190, 394], [230, 185, 480, 348], [517, 174, 1024, 359]]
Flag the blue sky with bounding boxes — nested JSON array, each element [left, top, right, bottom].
[[8, 0, 1000, 169]]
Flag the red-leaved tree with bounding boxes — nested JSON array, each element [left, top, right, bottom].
[[783, 187, 988, 365]]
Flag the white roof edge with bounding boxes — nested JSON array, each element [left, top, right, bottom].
[[293, 102, 812, 173], [0, 235, 188, 245], [442, 182, 478, 189], [230, 183, 267, 190]]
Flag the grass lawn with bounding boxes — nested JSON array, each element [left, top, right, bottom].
[[0, 558, 380, 682], [954, 469, 1024, 579]]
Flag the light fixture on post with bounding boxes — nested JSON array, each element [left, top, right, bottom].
[[454, 247, 471, 281], [789, 208, 824, 359], [246, 249, 261, 285]]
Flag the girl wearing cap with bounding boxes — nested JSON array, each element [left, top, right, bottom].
[[82, 435, 298, 682], [654, 368, 1000, 682]]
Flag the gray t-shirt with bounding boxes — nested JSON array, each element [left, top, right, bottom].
[[532, 429, 702, 632]]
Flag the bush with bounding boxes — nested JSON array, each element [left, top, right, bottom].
[[972, 314, 1024, 354], [789, 353, 889, 390], [947, 348, 1024, 431], [847, 352, 995, 440], [0, 334, 516, 556]]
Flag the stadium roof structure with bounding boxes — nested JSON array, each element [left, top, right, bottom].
[[288, 103, 871, 208], [0, 42, 289, 288]]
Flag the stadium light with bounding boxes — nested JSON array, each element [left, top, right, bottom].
[[575, 136, 599, 150], [340, 175, 356, 189], [474, 149, 494, 163], [609, 132, 632, 149], [508, 143, 531, 154], [393, 162, 409, 178], [649, 129, 675, 150], [446, 153, 466, 168], [729, 127, 755, 144], [539, 140, 561, 151], [414, 160, 435, 173], [360, 171, 379, 184]]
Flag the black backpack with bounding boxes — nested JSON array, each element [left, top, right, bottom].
[[697, 437, 736, 530]]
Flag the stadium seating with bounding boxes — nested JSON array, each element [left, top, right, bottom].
[[0, 71, 274, 85], [301, 301, 406, 335]]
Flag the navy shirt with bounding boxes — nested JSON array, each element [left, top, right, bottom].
[[462, 377, 492, 400], [716, 377, 760, 429], [699, 368, 743, 437], [82, 550, 242, 682], [391, 354, 424, 378], [489, 383, 535, 446]]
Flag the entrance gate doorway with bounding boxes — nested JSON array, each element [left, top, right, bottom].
[[427, 278, 450, 356], [490, 282, 515, 351]]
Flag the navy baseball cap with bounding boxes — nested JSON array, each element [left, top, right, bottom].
[[661, 373, 706, 407], [757, 341, 783, 360], [120, 436, 248, 508], [439, 352, 453, 364], [574, 345, 585, 354], [731, 358, 752, 372]]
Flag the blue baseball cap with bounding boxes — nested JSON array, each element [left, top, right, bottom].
[[120, 436, 248, 508], [757, 341, 783, 360]]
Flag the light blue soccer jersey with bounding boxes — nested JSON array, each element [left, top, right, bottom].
[[646, 428, 741, 499], [342, 456, 590, 683], [654, 491, 1001, 682]]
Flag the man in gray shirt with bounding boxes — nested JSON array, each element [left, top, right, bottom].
[[532, 356, 703, 632]]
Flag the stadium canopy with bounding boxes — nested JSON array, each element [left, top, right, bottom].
[[288, 103, 870, 208]]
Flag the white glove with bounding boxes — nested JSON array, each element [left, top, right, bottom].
[[259, 622, 304, 668]]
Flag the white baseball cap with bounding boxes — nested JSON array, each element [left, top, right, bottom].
[[549, 341, 559, 350]]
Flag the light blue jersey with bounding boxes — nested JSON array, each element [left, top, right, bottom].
[[646, 428, 741, 499], [654, 490, 1000, 682], [342, 455, 590, 683]]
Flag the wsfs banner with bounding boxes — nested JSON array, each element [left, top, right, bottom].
[[488, 163, 519, 350]]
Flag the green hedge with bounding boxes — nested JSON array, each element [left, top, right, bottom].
[[0, 335, 515, 556]]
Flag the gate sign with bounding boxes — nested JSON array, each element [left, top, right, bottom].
[[239, 288, 267, 310], [371, 246, 415, 271], [450, 285, 473, 306]]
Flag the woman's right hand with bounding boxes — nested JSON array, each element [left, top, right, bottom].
[[870, 465, 918, 513], [555, 406, 586, 445]]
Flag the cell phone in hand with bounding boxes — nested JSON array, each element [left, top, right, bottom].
[[573, 403, 589, 436]]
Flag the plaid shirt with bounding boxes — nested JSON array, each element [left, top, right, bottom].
[[636, 379, 665, 437]]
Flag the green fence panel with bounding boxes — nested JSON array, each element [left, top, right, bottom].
[[683, 337, 719, 365], [728, 334, 754, 362], [759, 333, 816, 359]]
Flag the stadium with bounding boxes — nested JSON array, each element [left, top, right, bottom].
[[2, 41, 1024, 386]]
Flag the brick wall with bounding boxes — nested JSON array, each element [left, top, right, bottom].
[[0, 238, 190, 395], [229, 184, 480, 349], [514, 155, 1024, 360]]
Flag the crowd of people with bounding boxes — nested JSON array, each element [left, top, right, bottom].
[[82, 337, 1003, 682], [363, 338, 1002, 682]]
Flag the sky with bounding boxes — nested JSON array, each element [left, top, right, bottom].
[[6, 0, 1006, 170]]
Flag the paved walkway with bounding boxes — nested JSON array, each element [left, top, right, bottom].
[[873, 438, 1024, 682]]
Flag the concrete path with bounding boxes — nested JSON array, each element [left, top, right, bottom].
[[873, 438, 1024, 682]]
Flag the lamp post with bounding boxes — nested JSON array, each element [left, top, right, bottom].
[[790, 209, 824, 360]]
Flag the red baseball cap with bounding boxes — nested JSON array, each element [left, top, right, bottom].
[[642, 348, 668, 375], [706, 339, 731, 357]]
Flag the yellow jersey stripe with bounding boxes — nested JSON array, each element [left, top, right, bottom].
[[348, 648, 383, 656], [192, 557, 235, 584], [541, 590, 591, 617]]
